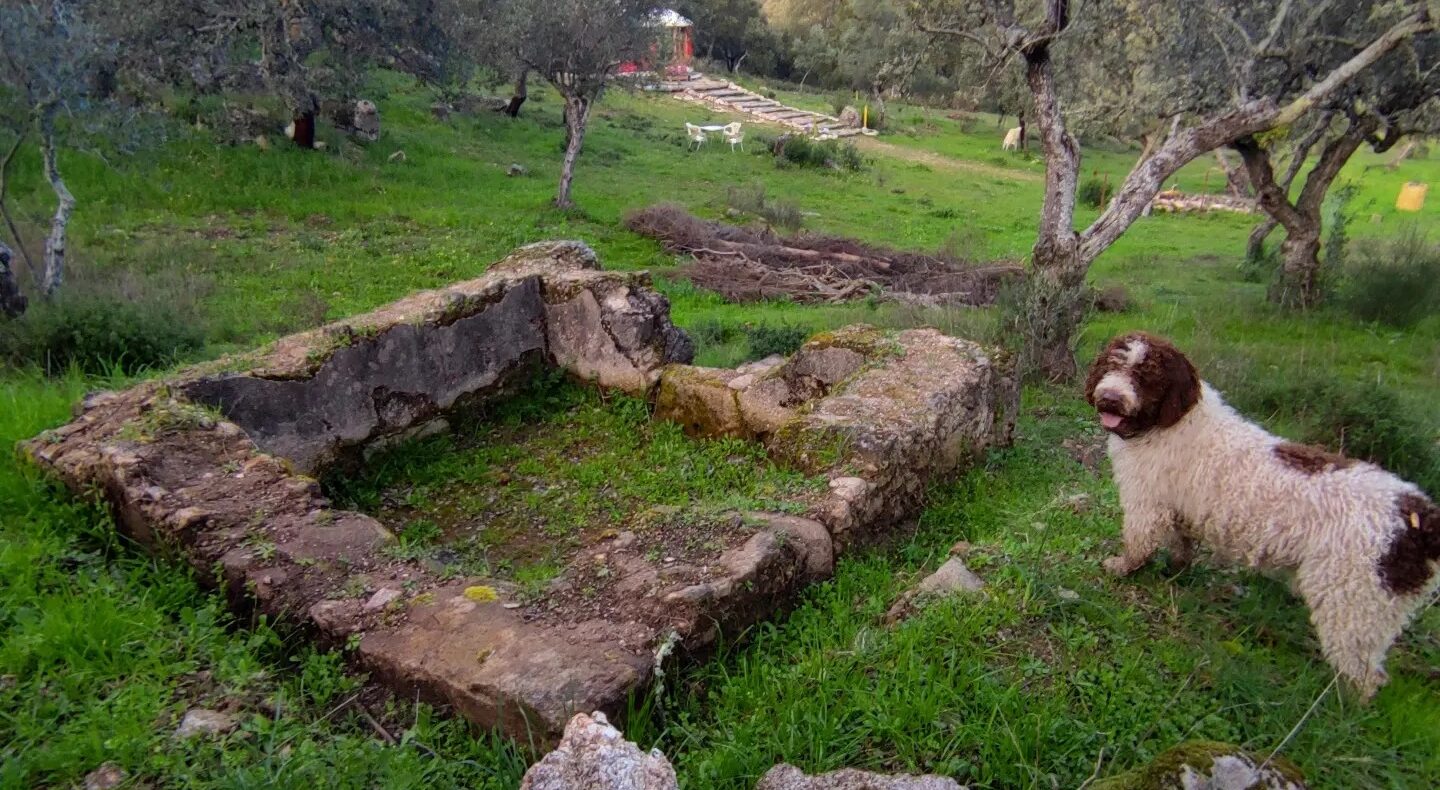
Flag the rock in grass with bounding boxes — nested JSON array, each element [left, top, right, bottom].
[[757, 763, 964, 789], [883, 556, 985, 624], [520, 711, 677, 789], [1091, 740, 1307, 790], [509, 163, 529, 177], [174, 708, 238, 739], [84, 762, 127, 790]]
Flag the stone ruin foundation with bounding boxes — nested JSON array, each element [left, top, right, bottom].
[[23, 241, 1019, 745]]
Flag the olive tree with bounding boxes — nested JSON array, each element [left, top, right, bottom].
[[1235, 35, 1440, 307], [915, 0, 1433, 380], [497, 0, 651, 208], [0, 0, 109, 300]]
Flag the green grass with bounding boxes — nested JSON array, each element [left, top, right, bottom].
[[326, 376, 821, 583], [0, 70, 1436, 787]]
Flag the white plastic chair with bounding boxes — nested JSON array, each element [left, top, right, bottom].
[[685, 123, 707, 151], [724, 122, 744, 152]]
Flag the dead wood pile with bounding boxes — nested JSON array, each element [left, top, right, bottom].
[[1150, 189, 1256, 214], [624, 205, 1023, 306]]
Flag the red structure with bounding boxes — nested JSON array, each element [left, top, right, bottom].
[[619, 9, 693, 78]]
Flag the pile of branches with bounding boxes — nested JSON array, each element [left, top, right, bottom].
[[625, 205, 1023, 306], [1150, 189, 1256, 214]]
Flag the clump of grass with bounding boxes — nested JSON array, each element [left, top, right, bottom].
[[772, 135, 866, 172], [0, 260, 210, 375], [743, 323, 809, 358], [726, 183, 804, 231], [1338, 225, 1440, 329], [0, 293, 207, 375], [1079, 175, 1109, 207]]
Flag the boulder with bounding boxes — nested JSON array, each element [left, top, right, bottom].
[[757, 764, 963, 789], [883, 556, 985, 624], [174, 708, 238, 739], [1092, 740, 1307, 790], [839, 106, 863, 128], [520, 712, 677, 790]]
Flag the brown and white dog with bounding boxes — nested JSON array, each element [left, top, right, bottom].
[[1085, 331, 1439, 698]]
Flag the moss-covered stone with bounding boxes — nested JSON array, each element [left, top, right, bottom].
[[1092, 740, 1307, 790], [654, 365, 748, 439]]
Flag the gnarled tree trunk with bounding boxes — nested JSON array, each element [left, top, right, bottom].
[[39, 107, 73, 299], [1016, 29, 1085, 381], [555, 94, 591, 209], [1235, 115, 1375, 309], [1244, 113, 1333, 261]]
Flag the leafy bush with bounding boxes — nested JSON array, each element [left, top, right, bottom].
[[1338, 226, 1440, 328], [743, 324, 809, 359], [773, 135, 865, 172], [1078, 176, 1109, 208], [1231, 373, 1440, 495], [0, 292, 206, 375]]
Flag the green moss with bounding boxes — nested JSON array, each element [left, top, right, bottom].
[[769, 420, 854, 475], [1092, 740, 1306, 790]]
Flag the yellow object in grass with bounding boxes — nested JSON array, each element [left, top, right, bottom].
[[1396, 181, 1427, 212], [463, 585, 498, 602]]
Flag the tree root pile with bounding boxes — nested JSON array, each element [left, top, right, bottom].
[[625, 205, 1024, 306]]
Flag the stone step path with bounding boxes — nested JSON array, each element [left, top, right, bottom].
[[671, 75, 877, 139]]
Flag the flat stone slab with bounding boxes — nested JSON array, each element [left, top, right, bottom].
[[23, 245, 1014, 747]]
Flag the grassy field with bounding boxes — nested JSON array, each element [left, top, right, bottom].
[[1, 72, 1438, 788]]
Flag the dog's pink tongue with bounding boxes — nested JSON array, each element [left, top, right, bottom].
[[1100, 413, 1123, 429]]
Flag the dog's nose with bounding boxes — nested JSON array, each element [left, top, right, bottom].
[[1095, 392, 1125, 413]]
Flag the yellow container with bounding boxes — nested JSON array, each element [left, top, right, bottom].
[[1396, 181, 1427, 212]]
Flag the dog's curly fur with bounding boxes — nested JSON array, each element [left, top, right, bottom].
[[1086, 331, 1440, 698]]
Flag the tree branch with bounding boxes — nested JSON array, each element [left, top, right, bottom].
[[1273, 9, 1434, 127], [1279, 112, 1334, 190], [1234, 136, 1308, 233]]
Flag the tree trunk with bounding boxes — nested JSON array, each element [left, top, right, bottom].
[[1018, 28, 1084, 382], [291, 109, 316, 149], [505, 70, 528, 118], [1246, 217, 1278, 261], [1272, 232, 1322, 308], [0, 240, 26, 319], [1235, 115, 1374, 309], [39, 108, 73, 299], [555, 95, 591, 209]]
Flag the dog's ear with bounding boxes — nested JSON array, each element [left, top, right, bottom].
[[1153, 340, 1200, 428]]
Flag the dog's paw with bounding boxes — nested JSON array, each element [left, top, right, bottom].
[[1102, 555, 1135, 577]]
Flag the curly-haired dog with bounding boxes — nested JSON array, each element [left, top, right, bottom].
[[1085, 331, 1439, 698]]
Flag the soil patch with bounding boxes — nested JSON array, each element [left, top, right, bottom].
[[624, 205, 1022, 306]]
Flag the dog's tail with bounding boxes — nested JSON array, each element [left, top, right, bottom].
[[1378, 492, 1440, 596]]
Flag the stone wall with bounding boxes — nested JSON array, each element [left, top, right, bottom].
[[21, 240, 1017, 745]]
